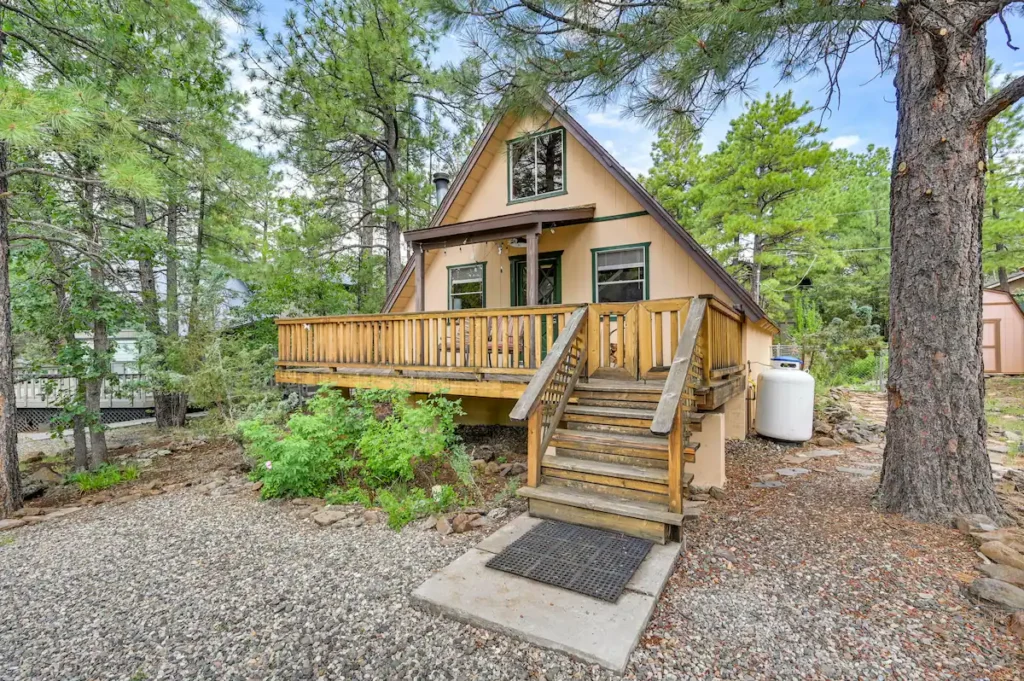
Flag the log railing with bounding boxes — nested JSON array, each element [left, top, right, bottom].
[[509, 307, 589, 487], [650, 298, 707, 512], [276, 304, 579, 374], [700, 296, 744, 382]]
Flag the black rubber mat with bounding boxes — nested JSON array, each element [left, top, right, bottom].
[[486, 520, 653, 602]]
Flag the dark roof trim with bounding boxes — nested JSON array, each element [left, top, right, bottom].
[[538, 95, 767, 322], [405, 206, 595, 246]]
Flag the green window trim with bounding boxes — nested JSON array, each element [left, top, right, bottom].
[[591, 243, 651, 303], [509, 250, 564, 306], [447, 262, 487, 310], [507, 127, 567, 205]]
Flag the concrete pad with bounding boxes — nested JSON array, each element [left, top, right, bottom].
[[837, 466, 876, 477], [625, 541, 682, 597], [475, 515, 543, 554], [776, 467, 810, 477], [413, 515, 681, 673], [412, 548, 658, 673]]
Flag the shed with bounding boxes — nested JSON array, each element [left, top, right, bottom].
[[982, 289, 1024, 375]]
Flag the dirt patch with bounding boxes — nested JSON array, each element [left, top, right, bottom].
[[457, 425, 527, 503]]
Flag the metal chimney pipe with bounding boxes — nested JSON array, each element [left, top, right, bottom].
[[432, 172, 450, 205]]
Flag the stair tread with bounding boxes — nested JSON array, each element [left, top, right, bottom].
[[542, 454, 669, 483], [551, 428, 668, 450], [519, 485, 684, 525], [564, 405, 656, 419], [576, 382, 663, 394]]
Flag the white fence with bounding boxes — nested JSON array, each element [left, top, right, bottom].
[[14, 371, 153, 409]]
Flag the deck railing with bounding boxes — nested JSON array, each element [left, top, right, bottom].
[[276, 295, 744, 385], [277, 304, 580, 374]]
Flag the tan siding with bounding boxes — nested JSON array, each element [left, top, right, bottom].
[[983, 289, 1024, 374]]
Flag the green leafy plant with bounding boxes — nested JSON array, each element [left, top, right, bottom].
[[66, 464, 138, 492], [324, 485, 372, 507]]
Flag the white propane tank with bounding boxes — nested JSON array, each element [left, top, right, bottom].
[[755, 356, 815, 442]]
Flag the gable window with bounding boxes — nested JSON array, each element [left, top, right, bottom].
[[448, 263, 485, 309], [509, 129, 565, 202], [593, 245, 649, 303]]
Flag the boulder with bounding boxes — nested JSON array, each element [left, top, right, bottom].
[[956, 514, 1000, 535], [486, 507, 508, 521], [362, 509, 385, 525], [811, 436, 838, 447], [979, 541, 1024, 571], [435, 516, 452, 535], [968, 578, 1024, 610], [484, 461, 501, 476], [311, 509, 348, 527], [1009, 611, 1024, 640], [972, 528, 1024, 553], [709, 486, 726, 500], [451, 513, 481, 533], [976, 563, 1024, 588], [13, 507, 44, 518], [27, 465, 63, 485]]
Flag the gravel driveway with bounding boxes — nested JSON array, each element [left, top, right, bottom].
[[2, 441, 1021, 680]]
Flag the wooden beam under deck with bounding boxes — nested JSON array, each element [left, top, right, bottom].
[[695, 373, 747, 411], [275, 369, 529, 400]]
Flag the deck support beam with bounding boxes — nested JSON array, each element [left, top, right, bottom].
[[526, 227, 540, 307]]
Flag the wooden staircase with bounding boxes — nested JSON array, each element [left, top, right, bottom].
[[511, 298, 722, 544]]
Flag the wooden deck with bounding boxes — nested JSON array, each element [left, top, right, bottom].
[[275, 297, 745, 541]]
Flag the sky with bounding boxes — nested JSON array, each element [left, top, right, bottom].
[[224, 4, 1024, 178]]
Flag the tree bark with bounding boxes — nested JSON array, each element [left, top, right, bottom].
[[879, 3, 1002, 523], [383, 110, 403, 291], [0, 133, 21, 516], [749, 235, 762, 305], [187, 186, 205, 337], [166, 200, 180, 338], [358, 164, 375, 311], [81, 178, 108, 467], [136, 200, 162, 335], [47, 245, 89, 470], [154, 391, 187, 428]]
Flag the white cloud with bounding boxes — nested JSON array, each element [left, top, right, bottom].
[[830, 135, 861, 150], [585, 110, 643, 132]]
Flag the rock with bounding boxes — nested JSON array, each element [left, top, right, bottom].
[[836, 466, 876, 477], [499, 462, 527, 477], [751, 481, 785, 489], [805, 449, 841, 458], [713, 547, 738, 564], [976, 563, 1024, 588], [689, 492, 710, 502], [20, 480, 46, 500], [27, 465, 63, 485], [988, 442, 1009, 454], [957, 514, 1000, 535], [13, 507, 44, 518], [435, 516, 452, 535], [1006, 430, 1021, 442], [469, 516, 491, 530], [471, 459, 487, 471], [362, 509, 385, 525], [781, 455, 810, 465], [756, 473, 779, 482], [485, 507, 508, 521], [451, 513, 480, 533], [776, 467, 810, 477], [416, 515, 438, 531], [709, 486, 726, 500], [968, 578, 1024, 610], [311, 509, 348, 527], [1009, 611, 1024, 639], [972, 528, 1024, 553], [250, 481, 264, 492], [979, 541, 1024, 571], [19, 451, 45, 464], [291, 497, 325, 508], [811, 437, 838, 447], [0, 518, 27, 531], [484, 461, 501, 476], [40, 507, 81, 520]]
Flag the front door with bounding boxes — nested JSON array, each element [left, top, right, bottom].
[[511, 253, 562, 306]]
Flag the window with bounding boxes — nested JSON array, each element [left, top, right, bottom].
[[509, 129, 565, 202], [593, 245, 648, 303], [448, 263, 485, 309]]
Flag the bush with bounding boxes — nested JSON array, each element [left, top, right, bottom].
[[238, 387, 469, 521]]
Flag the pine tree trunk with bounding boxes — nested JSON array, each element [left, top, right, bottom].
[[383, 111, 403, 291], [359, 165, 375, 311], [154, 392, 187, 428], [878, 4, 1002, 523], [166, 201, 180, 338], [187, 187, 205, 337], [47, 244, 89, 470], [82, 179, 108, 467], [0, 135, 21, 516], [749, 236, 762, 305]]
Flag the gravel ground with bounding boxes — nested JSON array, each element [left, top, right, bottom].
[[2, 439, 1022, 680]]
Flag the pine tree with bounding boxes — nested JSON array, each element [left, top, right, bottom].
[[984, 62, 1024, 292]]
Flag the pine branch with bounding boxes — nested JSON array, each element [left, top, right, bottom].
[[973, 75, 1024, 128], [0, 167, 103, 184]]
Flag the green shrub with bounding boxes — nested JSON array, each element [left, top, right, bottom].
[[376, 488, 431, 529], [67, 464, 138, 492], [357, 392, 463, 485], [324, 485, 372, 506]]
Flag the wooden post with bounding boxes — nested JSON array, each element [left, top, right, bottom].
[[667, 402, 683, 513], [527, 406, 542, 487], [526, 227, 539, 307], [413, 245, 425, 312]]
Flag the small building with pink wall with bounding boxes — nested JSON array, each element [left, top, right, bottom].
[[982, 289, 1024, 375]]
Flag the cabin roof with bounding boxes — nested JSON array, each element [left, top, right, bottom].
[[383, 96, 770, 323]]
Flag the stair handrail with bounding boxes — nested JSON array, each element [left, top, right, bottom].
[[510, 305, 588, 422], [510, 306, 589, 487], [650, 297, 707, 436]]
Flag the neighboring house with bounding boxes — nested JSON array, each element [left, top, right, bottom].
[[983, 289, 1024, 375], [985, 268, 1024, 295], [276, 97, 778, 543]]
